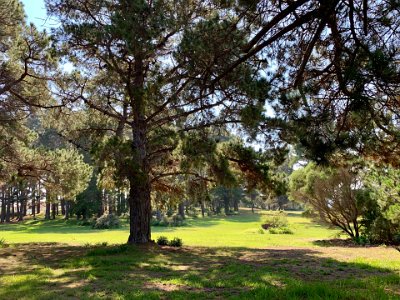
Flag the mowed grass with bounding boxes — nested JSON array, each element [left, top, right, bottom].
[[0, 210, 338, 247], [0, 210, 399, 299]]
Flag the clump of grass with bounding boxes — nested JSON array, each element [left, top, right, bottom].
[[168, 237, 183, 247], [156, 236, 169, 246], [258, 228, 265, 234], [87, 244, 130, 256], [0, 238, 6, 248], [269, 227, 294, 234]]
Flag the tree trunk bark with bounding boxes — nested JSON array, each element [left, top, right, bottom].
[[224, 194, 230, 215], [65, 200, 69, 220], [32, 191, 36, 219], [51, 203, 56, 220], [61, 199, 65, 215], [128, 179, 151, 244], [5, 189, 11, 222], [126, 56, 152, 244], [200, 201, 205, 217], [45, 195, 51, 220], [36, 196, 40, 214], [178, 202, 185, 219], [1, 189, 5, 223], [233, 198, 239, 212]]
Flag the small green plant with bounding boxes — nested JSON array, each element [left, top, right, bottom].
[[0, 238, 6, 248], [92, 214, 120, 229], [168, 237, 183, 247], [156, 236, 169, 246], [258, 228, 265, 234]]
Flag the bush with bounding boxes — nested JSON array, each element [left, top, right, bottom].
[[78, 219, 92, 226], [151, 215, 186, 227], [92, 214, 120, 229], [269, 227, 293, 234], [168, 237, 183, 247], [261, 211, 288, 229], [156, 236, 169, 246], [302, 207, 317, 218]]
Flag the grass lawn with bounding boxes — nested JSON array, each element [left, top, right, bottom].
[[0, 210, 338, 247], [0, 210, 399, 299]]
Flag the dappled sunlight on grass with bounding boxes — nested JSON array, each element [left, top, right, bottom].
[[0, 243, 399, 299]]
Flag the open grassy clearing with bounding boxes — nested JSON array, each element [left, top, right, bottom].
[[1, 211, 399, 299], [0, 210, 339, 247]]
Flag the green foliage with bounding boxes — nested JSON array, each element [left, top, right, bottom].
[[156, 236, 169, 246], [289, 164, 362, 239], [92, 214, 120, 229], [151, 215, 186, 227], [262, 211, 288, 229], [168, 237, 183, 247], [0, 238, 6, 248], [358, 165, 400, 244]]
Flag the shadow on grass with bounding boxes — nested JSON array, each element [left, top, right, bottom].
[[0, 243, 399, 299]]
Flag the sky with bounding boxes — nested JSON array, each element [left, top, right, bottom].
[[21, 0, 51, 30]]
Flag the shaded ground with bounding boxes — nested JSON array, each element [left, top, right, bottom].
[[0, 243, 399, 299]]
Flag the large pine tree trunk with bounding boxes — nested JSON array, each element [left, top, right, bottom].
[[127, 57, 152, 244], [128, 179, 151, 244]]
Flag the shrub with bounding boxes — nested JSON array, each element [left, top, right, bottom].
[[302, 207, 317, 218], [168, 237, 183, 247], [151, 215, 186, 227], [269, 227, 293, 234], [262, 211, 288, 229], [156, 236, 169, 246], [258, 228, 265, 234], [78, 219, 92, 226], [92, 214, 120, 229]]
